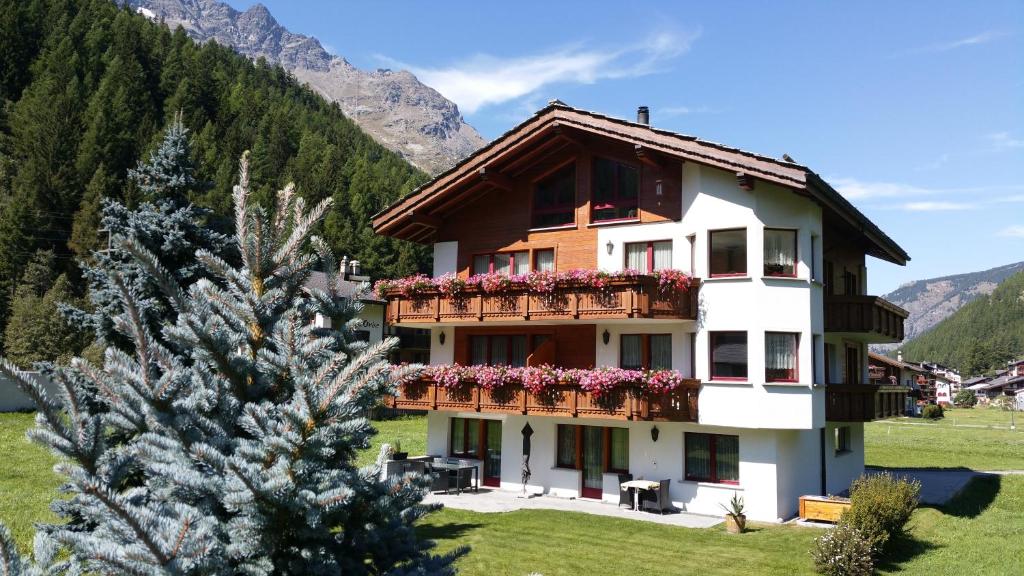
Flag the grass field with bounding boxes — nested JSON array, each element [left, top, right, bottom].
[[866, 407, 1024, 470], [3, 409, 1023, 575]]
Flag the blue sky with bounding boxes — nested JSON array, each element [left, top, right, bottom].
[[229, 1, 1023, 294]]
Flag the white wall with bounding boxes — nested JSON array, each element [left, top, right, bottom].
[[432, 241, 458, 277], [824, 422, 865, 495], [0, 372, 59, 412]]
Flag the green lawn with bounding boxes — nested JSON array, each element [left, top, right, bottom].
[[866, 407, 1024, 470], [4, 410, 1024, 575]]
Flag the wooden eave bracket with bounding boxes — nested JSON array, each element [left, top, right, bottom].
[[405, 210, 442, 229], [478, 167, 513, 192], [634, 144, 666, 169], [736, 172, 755, 191]]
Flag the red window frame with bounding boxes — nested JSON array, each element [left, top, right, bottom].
[[469, 334, 529, 366], [472, 250, 529, 275], [555, 424, 629, 474], [450, 417, 481, 458], [709, 331, 748, 381], [765, 332, 799, 383], [533, 248, 556, 272], [763, 228, 798, 278], [619, 333, 672, 370], [591, 157, 640, 223], [624, 240, 672, 273], [708, 228, 747, 278], [531, 163, 577, 229], [685, 433, 739, 484]]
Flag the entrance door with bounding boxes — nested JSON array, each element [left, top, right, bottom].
[[484, 420, 502, 487], [581, 426, 604, 499]]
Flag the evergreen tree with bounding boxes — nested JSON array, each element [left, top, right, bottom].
[[3, 272, 89, 367], [0, 154, 457, 575]]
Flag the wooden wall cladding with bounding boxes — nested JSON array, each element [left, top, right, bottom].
[[453, 324, 597, 369], [438, 138, 683, 278]]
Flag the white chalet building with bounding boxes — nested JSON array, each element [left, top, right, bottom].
[[372, 102, 910, 522]]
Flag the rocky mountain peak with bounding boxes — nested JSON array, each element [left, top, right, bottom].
[[126, 0, 484, 173]]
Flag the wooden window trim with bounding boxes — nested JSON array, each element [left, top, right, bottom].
[[530, 161, 577, 229], [708, 228, 748, 278], [763, 228, 799, 278], [555, 424, 628, 473], [450, 417, 486, 459], [685, 432, 739, 485], [765, 331, 800, 383], [471, 250, 529, 275], [619, 333, 672, 370], [532, 247, 556, 272], [709, 331, 748, 382], [624, 239, 672, 273], [591, 157, 640, 223], [470, 334, 529, 366]]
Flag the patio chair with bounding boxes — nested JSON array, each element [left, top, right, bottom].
[[641, 479, 672, 514], [450, 466, 475, 493], [617, 473, 633, 508], [425, 463, 450, 493]]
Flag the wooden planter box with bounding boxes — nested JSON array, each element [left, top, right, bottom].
[[798, 495, 851, 523]]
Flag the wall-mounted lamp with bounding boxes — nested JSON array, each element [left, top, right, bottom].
[[606, 240, 614, 255], [651, 425, 660, 442], [602, 329, 611, 345], [438, 331, 446, 345]]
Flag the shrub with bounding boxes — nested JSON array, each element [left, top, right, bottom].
[[841, 472, 921, 554], [811, 522, 874, 576], [954, 389, 977, 408], [922, 403, 944, 419]]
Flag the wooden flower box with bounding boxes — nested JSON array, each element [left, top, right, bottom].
[[798, 495, 852, 523]]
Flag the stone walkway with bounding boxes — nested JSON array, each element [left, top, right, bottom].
[[424, 488, 723, 528]]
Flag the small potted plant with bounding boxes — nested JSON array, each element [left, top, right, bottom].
[[391, 439, 407, 461], [719, 493, 746, 534]]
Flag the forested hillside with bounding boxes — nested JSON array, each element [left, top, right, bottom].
[[900, 271, 1024, 375], [0, 0, 429, 356]]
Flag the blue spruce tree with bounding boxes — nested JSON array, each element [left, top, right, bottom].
[[0, 153, 459, 575]]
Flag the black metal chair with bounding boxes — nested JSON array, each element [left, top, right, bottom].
[[617, 473, 633, 508], [425, 463, 450, 493], [641, 479, 672, 514]]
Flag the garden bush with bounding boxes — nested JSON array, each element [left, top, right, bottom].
[[810, 521, 874, 576], [922, 403, 944, 420], [841, 472, 921, 554], [954, 389, 977, 408]]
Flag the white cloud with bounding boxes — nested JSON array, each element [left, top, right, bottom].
[[997, 225, 1024, 238], [659, 105, 715, 117], [381, 29, 700, 114], [987, 132, 1024, 150], [915, 152, 950, 172], [830, 177, 935, 200], [909, 30, 1009, 54], [902, 201, 974, 212]]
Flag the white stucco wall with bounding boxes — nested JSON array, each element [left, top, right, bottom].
[[0, 372, 59, 412], [824, 422, 865, 495], [432, 241, 458, 277]]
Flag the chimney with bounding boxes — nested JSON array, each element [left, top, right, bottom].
[[897, 350, 903, 364], [637, 106, 650, 126], [350, 260, 361, 276], [340, 255, 349, 280]]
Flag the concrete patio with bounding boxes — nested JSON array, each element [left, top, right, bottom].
[[424, 488, 724, 528]]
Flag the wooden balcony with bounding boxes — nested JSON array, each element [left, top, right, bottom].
[[823, 295, 908, 343], [825, 384, 908, 422], [384, 277, 699, 325], [390, 378, 701, 423]]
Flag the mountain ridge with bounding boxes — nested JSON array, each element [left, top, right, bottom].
[[875, 260, 1024, 352], [126, 0, 485, 174]]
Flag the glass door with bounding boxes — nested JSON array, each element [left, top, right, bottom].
[[581, 426, 604, 499], [484, 420, 502, 487]]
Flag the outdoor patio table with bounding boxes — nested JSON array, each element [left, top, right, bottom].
[[429, 461, 479, 494], [620, 479, 660, 511]]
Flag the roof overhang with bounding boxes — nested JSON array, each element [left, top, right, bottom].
[[372, 102, 909, 266]]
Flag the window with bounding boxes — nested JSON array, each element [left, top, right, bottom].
[[591, 157, 639, 222], [834, 426, 851, 454], [473, 251, 529, 275], [812, 335, 821, 385], [450, 417, 480, 457], [685, 433, 739, 484], [764, 228, 797, 277], [532, 164, 576, 228], [352, 330, 371, 343], [624, 240, 672, 273], [556, 424, 629, 473], [710, 332, 747, 380], [620, 334, 672, 370], [470, 335, 528, 367], [810, 235, 818, 281], [687, 234, 696, 276], [534, 249, 555, 272], [765, 332, 799, 382], [709, 229, 747, 277]]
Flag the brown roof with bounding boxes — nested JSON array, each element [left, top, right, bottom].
[[373, 101, 909, 265]]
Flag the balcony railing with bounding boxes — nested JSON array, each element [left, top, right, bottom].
[[390, 378, 701, 422], [824, 295, 908, 343], [384, 276, 699, 325], [825, 384, 908, 422]]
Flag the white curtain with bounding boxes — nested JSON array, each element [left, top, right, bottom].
[[470, 336, 488, 365], [473, 254, 490, 275], [625, 243, 647, 272], [510, 335, 527, 367], [535, 249, 555, 272], [491, 337, 508, 364], [652, 241, 673, 271], [765, 332, 797, 376], [493, 253, 511, 275], [764, 229, 796, 273], [650, 334, 672, 369], [512, 251, 529, 275], [621, 335, 642, 369]]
